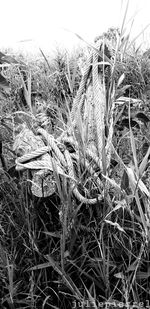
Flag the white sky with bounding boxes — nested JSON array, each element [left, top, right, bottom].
[[0, 0, 150, 54]]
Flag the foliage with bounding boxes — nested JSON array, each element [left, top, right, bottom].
[[0, 23, 150, 309]]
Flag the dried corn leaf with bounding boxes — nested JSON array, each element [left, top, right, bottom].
[[13, 124, 56, 197]]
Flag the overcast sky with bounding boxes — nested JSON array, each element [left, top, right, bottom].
[[0, 0, 150, 54]]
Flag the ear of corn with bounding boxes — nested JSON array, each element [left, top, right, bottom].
[[13, 38, 111, 201]]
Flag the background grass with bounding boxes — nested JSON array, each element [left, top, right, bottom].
[[0, 27, 150, 309]]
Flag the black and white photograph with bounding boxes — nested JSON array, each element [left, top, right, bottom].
[[0, 0, 150, 308]]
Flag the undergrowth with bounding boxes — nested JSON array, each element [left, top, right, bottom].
[[0, 22, 150, 309]]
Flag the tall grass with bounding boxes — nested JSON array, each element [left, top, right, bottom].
[[0, 5, 150, 308]]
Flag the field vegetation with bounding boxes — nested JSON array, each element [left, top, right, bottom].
[[0, 11, 150, 309]]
